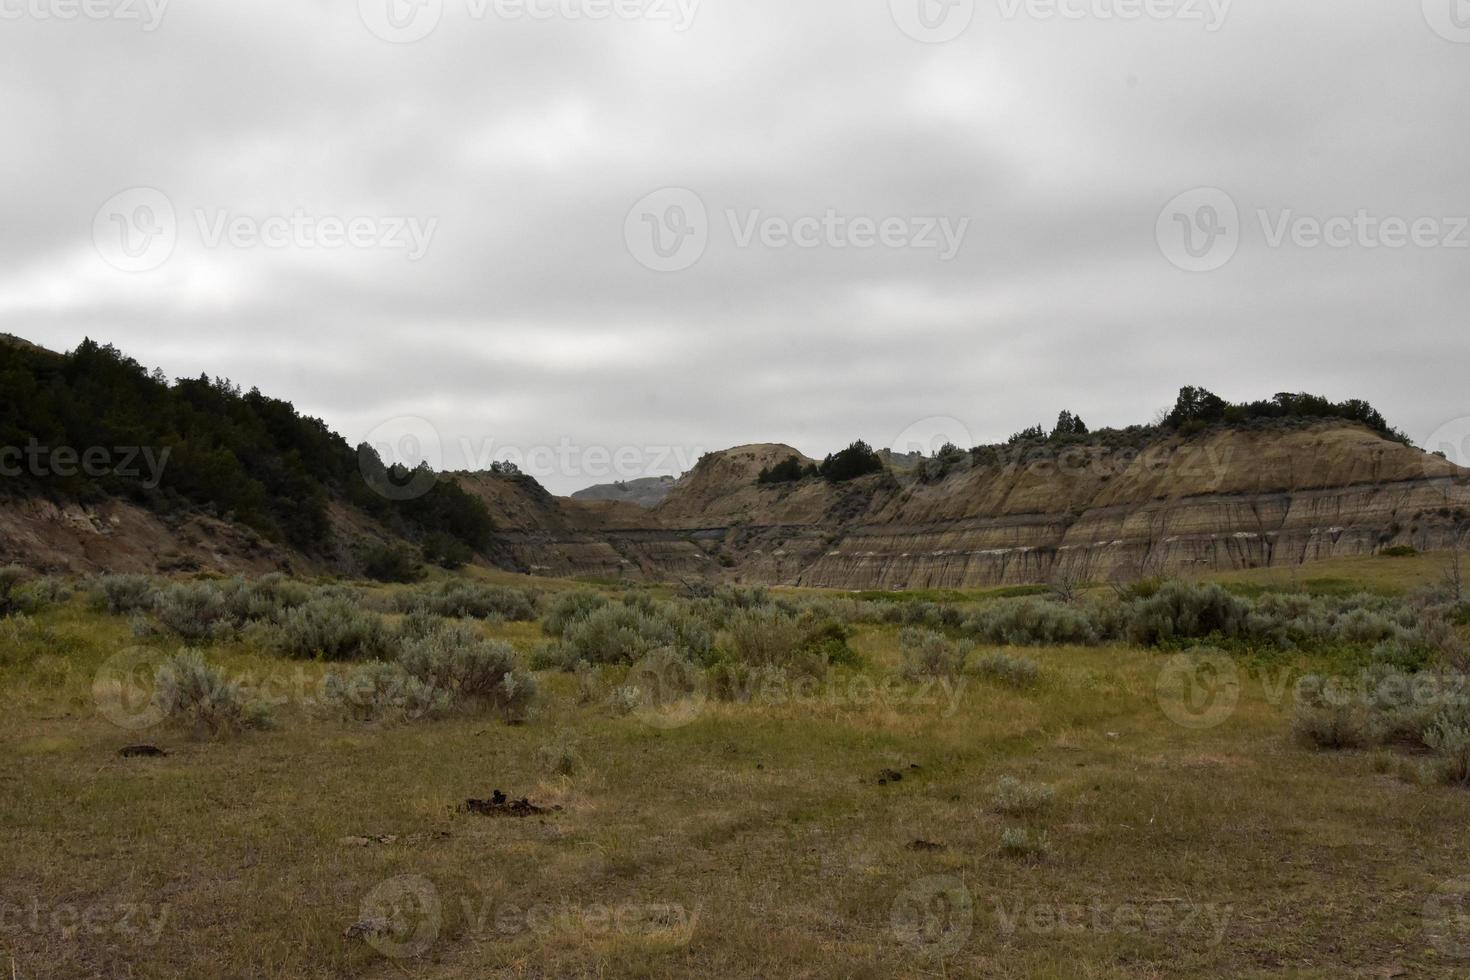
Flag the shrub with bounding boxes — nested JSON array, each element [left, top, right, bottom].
[[1122, 582, 1250, 647], [798, 613, 860, 667], [355, 539, 422, 583], [20, 576, 71, 607], [991, 777, 1056, 815], [1381, 545, 1418, 558], [398, 629, 536, 719], [322, 662, 451, 724], [723, 607, 838, 679], [422, 531, 473, 570], [757, 455, 811, 485], [537, 729, 582, 776], [726, 608, 802, 667], [398, 580, 538, 622], [154, 583, 232, 642], [1292, 702, 1375, 750], [559, 602, 711, 666], [1333, 607, 1410, 645], [974, 651, 1041, 688], [155, 651, 273, 738], [216, 574, 312, 626], [96, 574, 158, 615], [999, 827, 1051, 860], [818, 440, 885, 483], [274, 598, 394, 661], [1425, 717, 1470, 787], [968, 600, 1099, 646], [607, 684, 641, 716], [899, 627, 971, 680], [1421, 698, 1470, 786], [0, 567, 42, 617], [394, 607, 443, 642]]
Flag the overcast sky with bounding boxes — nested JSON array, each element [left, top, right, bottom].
[[2, 0, 1468, 494]]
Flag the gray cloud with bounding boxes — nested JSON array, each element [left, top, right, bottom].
[[2, 0, 1467, 493]]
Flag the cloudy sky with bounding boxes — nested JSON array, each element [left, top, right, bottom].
[[2, 0, 1467, 494]]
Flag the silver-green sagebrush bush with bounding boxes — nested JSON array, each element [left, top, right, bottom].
[[396, 579, 539, 621], [397, 628, 537, 720], [1425, 699, 1470, 786], [155, 650, 274, 738], [541, 589, 610, 637], [974, 651, 1041, 688], [272, 597, 395, 661], [556, 600, 711, 667], [153, 582, 233, 642], [93, 574, 158, 616], [991, 776, 1056, 815], [898, 627, 971, 680], [967, 599, 1099, 646], [1000, 827, 1051, 860], [537, 728, 582, 776], [219, 574, 312, 625]]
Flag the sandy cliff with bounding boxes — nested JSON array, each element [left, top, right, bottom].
[[463, 424, 1470, 588]]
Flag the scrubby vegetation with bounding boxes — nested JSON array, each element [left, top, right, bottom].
[[550, 597, 713, 667], [273, 597, 395, 661], [1163, 386, 1407, 442], [757, 455, 816, 485], [541, 589, 610, 636], [395, 579, 539, 622], [155, 650, 274, 738], [898, 627, 970, 680], [991, 776, 1056, 815], [0, 338, 496, 555], [5, 553, 1470, 977], [94, 574, 159, 615], [974, 651, 1041, 688], [817, 440, 886, 483], [398, 624, 536, 720]]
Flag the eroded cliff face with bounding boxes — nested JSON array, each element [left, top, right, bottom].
[[465, 424, 1470, 589], [0, 497, 297, 575], [17, 423, 1458, 585]]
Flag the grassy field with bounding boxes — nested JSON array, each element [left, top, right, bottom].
[[3, 557, 1470, 978]]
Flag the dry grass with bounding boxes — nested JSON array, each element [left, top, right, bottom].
[[1, 569, 1469, 978]]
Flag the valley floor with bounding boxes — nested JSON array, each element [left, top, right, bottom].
[[3, 557, 1469, 978]]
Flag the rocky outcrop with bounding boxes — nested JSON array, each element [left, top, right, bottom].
[[460, 424, 1470, 589], [0, 497, 296, 576]]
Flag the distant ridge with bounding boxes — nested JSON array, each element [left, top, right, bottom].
[[569, 475, 677, 509]]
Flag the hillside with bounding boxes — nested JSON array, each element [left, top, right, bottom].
[[0, 338, 497, 576], [2, 335, 1466, 586]]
